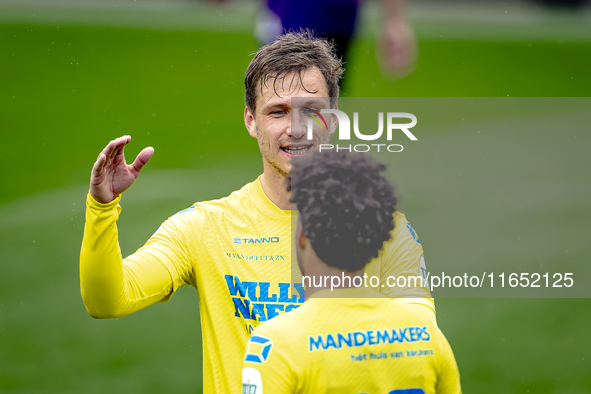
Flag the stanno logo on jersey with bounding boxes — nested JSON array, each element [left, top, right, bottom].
[[234, 237, 279, 244]]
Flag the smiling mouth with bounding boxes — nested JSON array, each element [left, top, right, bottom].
[[281, 145, 313, 155]]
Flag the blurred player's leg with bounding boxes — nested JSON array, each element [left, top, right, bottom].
[[255, 0, 358, 93]]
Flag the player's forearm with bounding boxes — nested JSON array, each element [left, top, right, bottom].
[[80, 193, 166, 318], [80, 192, 129, 318]]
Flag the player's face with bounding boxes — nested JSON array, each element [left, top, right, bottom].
[[244, 67, 335, 177]]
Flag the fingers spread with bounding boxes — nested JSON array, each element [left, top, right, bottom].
[[92, 153, 107, 178], [96, 135, 132, 175], [110, 135, 131, 160], [101, 139, 116, 162], [130, 147, 154, 177], [113, 140, 128, 165]]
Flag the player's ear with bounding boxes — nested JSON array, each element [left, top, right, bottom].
[[296, 220, 307, 250], [244, 107, 257, 138], [329, 103, 338, 136]]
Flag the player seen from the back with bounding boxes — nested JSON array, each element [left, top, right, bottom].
[[242, 151, 461, 393]]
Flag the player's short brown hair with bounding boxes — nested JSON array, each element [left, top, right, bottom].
[[244, 29, 344, 115]]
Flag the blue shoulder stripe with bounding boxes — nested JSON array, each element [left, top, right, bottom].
[[174, 206, 196, 216]]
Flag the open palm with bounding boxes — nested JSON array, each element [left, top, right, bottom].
[[90, 135, 154, 204]]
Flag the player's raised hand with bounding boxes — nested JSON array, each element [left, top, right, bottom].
[[378, 19, 417, 77], [90, 136, 154, 204]]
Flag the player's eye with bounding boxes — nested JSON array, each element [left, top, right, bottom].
[[271, 110, 287, 115]]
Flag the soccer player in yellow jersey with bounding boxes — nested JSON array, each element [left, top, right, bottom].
[[242, 151, 461, 394], [80, 31, 432, 394]]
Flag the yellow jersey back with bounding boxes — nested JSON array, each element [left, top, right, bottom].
[[242, 287, 460, 394]]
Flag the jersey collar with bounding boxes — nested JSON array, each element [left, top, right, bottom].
[[249, 175, 293, 219]]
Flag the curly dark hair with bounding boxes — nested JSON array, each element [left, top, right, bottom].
[[288, 151, 397, 272], [244, 29, 344, 115]]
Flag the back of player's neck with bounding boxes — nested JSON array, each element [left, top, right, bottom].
[[303, 268, 365, 301]]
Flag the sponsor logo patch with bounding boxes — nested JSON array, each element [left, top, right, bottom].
[[242, 367, 263, 394], [245, 335, 274, 364]]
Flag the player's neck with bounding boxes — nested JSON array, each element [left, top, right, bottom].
[[304, 263, 364, 300], [260, 166, 291, 211]]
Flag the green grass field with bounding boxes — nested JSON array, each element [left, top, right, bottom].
[[1, 2, 591, 393]]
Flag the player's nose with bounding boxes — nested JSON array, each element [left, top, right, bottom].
[[288, 111, 307, 139]]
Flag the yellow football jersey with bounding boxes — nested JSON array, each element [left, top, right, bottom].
[[242, 287, 460, 394], [80, 176, 432, 394]]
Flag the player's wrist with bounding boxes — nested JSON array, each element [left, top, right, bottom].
[[87, 190, 121, 209]]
